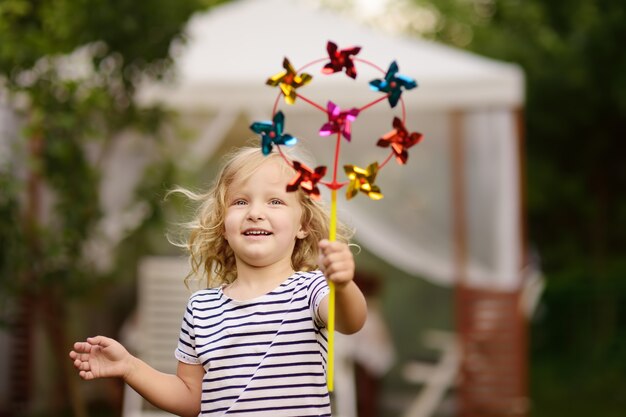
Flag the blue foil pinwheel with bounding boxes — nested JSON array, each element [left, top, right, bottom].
[[369, 61, 417, 108], [319, 101, 360, 142], [249, 111, 297, 155]]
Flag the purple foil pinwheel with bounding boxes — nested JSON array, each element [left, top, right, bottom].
[[319, 101, 360, 142]]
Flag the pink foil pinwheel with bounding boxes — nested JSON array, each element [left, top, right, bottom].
[[344, 162, 383, 200], [322, 41, 361, 79], [286, 161, 327, 200], [266, 58, 313, 104], [377, 117, 424, 164], [319, 101, 360, 142]]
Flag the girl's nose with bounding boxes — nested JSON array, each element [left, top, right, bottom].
[[246, 203, 266, 221]]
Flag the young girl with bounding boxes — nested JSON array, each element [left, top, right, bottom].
[[69, 146, 367, 417]]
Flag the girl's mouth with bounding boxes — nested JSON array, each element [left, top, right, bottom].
[[243, 229, 272, 236]]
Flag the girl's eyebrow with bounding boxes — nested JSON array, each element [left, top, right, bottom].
[[225, 193, 246, 203]]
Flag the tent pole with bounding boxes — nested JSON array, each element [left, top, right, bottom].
[[515, 107, 529, 268], [514, 106, 530, 414], [450, 109, 468, 287], [449, 109, 469, 415]]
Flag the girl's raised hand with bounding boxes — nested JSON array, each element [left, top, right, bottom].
[[69, 336, 133, 380], [318, 239, 355, 289]]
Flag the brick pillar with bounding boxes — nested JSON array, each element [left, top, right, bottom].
[[456, 286, 529, 417]]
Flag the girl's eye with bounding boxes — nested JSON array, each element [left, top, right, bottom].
[[232, 199, 247, 206], [269, 199, 284, 205]]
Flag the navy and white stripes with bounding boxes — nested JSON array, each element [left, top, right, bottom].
[[176, 270, 331, 416]]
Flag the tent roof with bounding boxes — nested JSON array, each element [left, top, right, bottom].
[[140, 0, 524, 111]]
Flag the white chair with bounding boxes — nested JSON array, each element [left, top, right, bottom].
[[401, 330, 460, 417]]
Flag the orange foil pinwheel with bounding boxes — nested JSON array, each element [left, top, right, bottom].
[[286, 161, 327, 200], [377, 117, 424, 164]]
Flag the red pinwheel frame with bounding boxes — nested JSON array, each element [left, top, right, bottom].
[[251, 40, 422, 201]]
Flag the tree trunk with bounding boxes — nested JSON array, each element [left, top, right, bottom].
[[41, 290, 88, 417], [8, 293, 36, 417], [8, 132, 43, 416]]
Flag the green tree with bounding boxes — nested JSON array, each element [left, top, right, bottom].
[[0, 1, 225, 415], [407, 0, 626, 415]]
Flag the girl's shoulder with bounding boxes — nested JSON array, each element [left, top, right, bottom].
[[292, 269, 323, 279], [290, 270, 326, 287], [187, 287, 222, 304]]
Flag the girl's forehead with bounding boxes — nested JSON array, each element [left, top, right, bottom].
[[229, 158, 293, 189]]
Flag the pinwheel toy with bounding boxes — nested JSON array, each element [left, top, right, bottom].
[[250, 111, 297, 155], [378, 116, 424, 164], [286, 161, 327, 200], [319, 101, 360, 142], [322, 41, 361, 79], [344, 162, 383, 200], [369, 60, 418, 108], [267, 58, 313, 104], [250, 40, 424, 391]]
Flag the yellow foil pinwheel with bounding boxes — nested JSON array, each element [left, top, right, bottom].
[[266, 58, 313, 104], [344, 162, 383, 200]]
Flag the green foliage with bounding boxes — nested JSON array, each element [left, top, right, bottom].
[[411, 0, 626, 413], [0, 0, 225, 298], [0, 0, 227, 413], [0, 170, 25, 299], [0, 0, 208, 76]]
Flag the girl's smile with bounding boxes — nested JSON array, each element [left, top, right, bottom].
[[242, 228, 272, 237]]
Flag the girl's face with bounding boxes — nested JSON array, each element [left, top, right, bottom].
[[223, 159, 306, 272]]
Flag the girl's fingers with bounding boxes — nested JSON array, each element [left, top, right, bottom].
[[73, 342, 88, 352], [319, 240, 354, 285], [319, 240, 347, 255], [79, 370, 92, 380], [87, 335, 109, 347]]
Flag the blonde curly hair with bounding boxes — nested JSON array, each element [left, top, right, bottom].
[[171, 146, 351, 289]]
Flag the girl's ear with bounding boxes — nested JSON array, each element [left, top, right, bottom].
[[296, 227, 308, 240]]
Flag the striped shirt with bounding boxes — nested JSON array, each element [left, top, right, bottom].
[[176, 270, 331, 416]]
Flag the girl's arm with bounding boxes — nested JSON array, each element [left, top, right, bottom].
[[318, 239, 367, 334], [70, 336, 203, 417]]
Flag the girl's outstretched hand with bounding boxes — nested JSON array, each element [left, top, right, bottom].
[[318, 239, 355, 288], [69, 336, 133, 380]]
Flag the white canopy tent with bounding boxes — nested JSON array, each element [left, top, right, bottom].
[[140, 0, 526, 291]]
